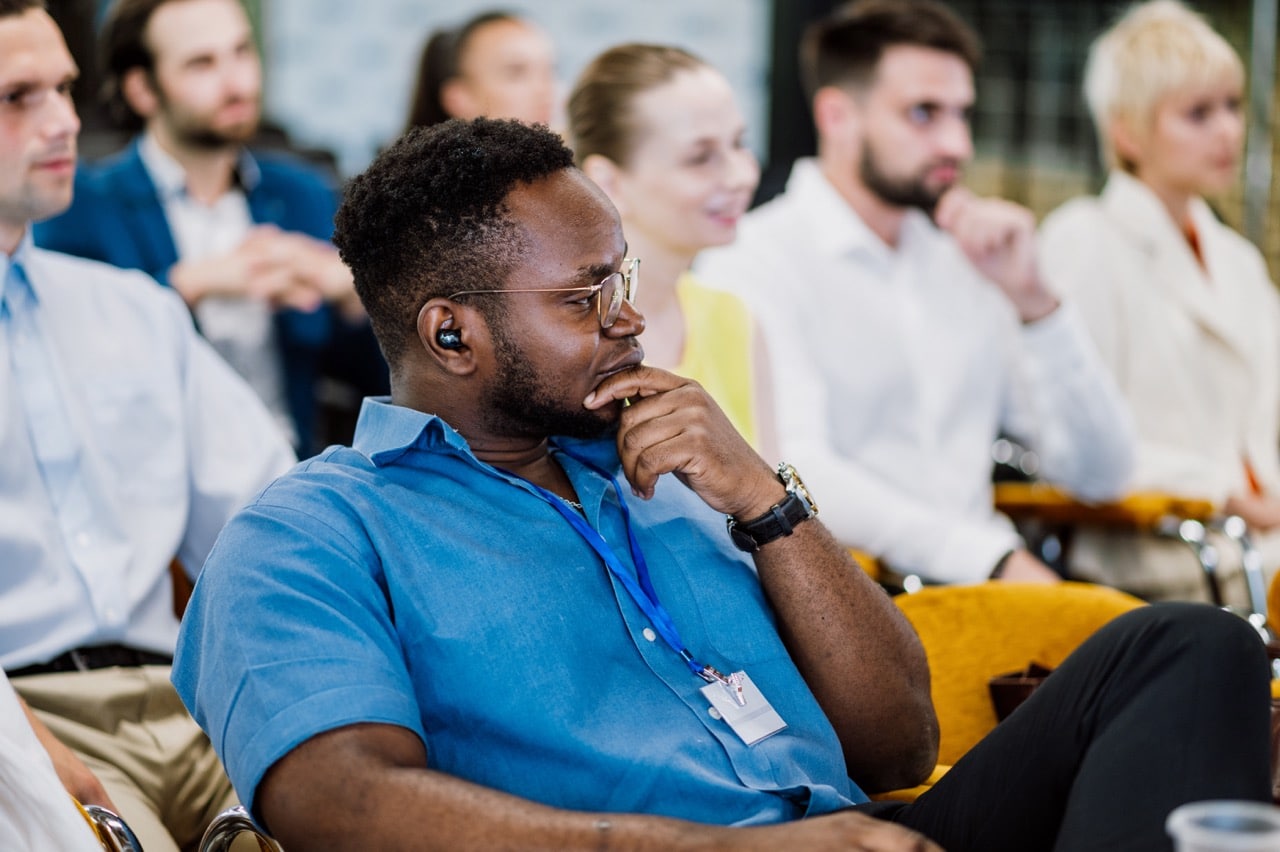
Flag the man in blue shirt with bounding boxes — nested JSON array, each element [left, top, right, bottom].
[[0, 2, 294, 850], [174, 117, 1271, 850]]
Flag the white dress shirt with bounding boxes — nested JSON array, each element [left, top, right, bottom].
[[0, 675, 101, 851], [0, 234, 294, 669], [139, 132, 295, 445], [696, 159, 1134, 583]]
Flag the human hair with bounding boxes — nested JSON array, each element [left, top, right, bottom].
[[99, 0, 176, 131], [799, 0, 982, 102], [403, 10, 522, 132], [333, 118, 575, 366], [567, 43, 707, 168], [1083, 0, 1243, 172], [0, 0, 45, 19]]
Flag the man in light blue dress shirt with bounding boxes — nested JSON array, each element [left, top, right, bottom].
[[0, 3, 294, 850]]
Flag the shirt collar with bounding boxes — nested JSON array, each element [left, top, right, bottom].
[[786, 158, 933, 266], [0, 230, 37, 316], [353, 396, 622, 473], [138, 131, 262, 202], [1101, 169, 1218, 249]]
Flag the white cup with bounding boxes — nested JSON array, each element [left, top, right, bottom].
[[1167, 800, 1280, 851]]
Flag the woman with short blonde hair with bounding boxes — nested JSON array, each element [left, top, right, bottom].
[[1040, 0, 1280, 605]]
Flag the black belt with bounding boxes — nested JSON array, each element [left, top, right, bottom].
[[7, 644, 172, 678]]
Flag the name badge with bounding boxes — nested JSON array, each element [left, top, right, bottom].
[[700, 670, 787, 746]]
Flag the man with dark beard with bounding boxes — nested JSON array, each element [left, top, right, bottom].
[[698, 0, 1136, 587], [34, 0, 378, 453], [171, 117, 1271, 852]]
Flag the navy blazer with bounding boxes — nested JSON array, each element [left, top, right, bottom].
[[35, 140, 343, 451]]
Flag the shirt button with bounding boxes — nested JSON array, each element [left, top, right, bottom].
[[642, 628, 657, 642], [708, 707, 723, 720]]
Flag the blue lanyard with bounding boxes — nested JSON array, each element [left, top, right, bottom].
[[521, 451, 728, 686]]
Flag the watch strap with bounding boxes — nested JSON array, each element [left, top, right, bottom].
[[728, 491, 813, 552]]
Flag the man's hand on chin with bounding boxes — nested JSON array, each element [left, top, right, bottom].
[[933, 186, 1059, 323], [584, 365, 778, 517]]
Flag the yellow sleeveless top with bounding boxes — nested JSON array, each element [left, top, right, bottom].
[[673, 272, 759, 449]]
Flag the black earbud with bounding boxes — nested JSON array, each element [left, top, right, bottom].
[[436, 328, 463, 350]]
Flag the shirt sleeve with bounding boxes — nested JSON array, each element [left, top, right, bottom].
[[772, 326, 1021, 584], [172, 488, 423, 823], [166, 286, 296, 574], [999, 304, 1136, 501]]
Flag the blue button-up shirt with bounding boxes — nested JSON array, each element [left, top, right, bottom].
[[174, 398, 865, 825], [0, 234, 294, 668]]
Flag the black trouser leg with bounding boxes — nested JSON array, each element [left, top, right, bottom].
[[871, 603, 1271, 852]]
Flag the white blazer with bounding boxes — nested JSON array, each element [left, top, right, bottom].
[[1040, 171, 1280, 601]]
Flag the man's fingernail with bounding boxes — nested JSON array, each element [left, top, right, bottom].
[[583, 392, 596, 406]]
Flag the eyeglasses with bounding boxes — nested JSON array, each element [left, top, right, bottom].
[[447, 258, 640, 329]]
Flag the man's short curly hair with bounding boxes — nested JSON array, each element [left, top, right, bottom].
[[333, 117, 575, 366]]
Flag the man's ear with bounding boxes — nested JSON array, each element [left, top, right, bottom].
[[418, 299, 482, 374], [121, 67, 160, 121], [439, 77, 478, 121], [581, 154, 627, 216], [812, 85, 859, 141]]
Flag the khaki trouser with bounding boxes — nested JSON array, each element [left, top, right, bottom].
[[11, 665, 241, 852]]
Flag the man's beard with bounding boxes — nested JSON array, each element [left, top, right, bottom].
[[176, 123, 255, 151], [480, 317, 617, 441], [859, 143, 955, 215], [161, 94, 260, 151]]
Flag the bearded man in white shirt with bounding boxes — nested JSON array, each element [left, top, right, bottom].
[[697, 0, 1135, 585]]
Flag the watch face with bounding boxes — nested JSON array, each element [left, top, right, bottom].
[[778, 463, 819, 516]]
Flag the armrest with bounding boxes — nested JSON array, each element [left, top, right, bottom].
[[993, 482, 1216, 531]]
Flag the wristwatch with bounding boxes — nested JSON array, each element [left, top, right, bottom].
[[726, 463, 819, 552]]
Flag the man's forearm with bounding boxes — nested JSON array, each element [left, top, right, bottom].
[[750, 518, 938, 792], [260, 724, 938, 852]]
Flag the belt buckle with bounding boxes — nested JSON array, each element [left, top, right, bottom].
[[68, 648, 91, 672]]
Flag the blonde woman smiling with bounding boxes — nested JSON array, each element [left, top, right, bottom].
[[568, 45, 777, 458]]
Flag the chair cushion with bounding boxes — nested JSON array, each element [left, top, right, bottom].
[[894, 581, 1145, 766]]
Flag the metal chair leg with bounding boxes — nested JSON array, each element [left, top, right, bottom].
[[1158, 518, 1224, 606], [1215, 516, 1273, 649], [83, 804, 144, 852], [198, 805, 283, 852]]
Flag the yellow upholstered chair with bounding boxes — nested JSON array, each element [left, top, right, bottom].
[[876, 581, 1145, 800]]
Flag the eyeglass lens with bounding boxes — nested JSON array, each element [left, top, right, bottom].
[[600, 260, 638, 328]]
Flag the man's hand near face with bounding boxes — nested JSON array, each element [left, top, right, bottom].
[[584, 365, 779, 517], [933, 187, 1059, 323]]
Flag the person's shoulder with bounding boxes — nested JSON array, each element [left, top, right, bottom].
[[29, 245, 160, 293], [1039, 194, 1106, 239], [249, 149, 337, 193], [252, 445, 379, 510], [73, 143, 150, 197], [231, 445, 386, 546], [680, 274, 753, 318]]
